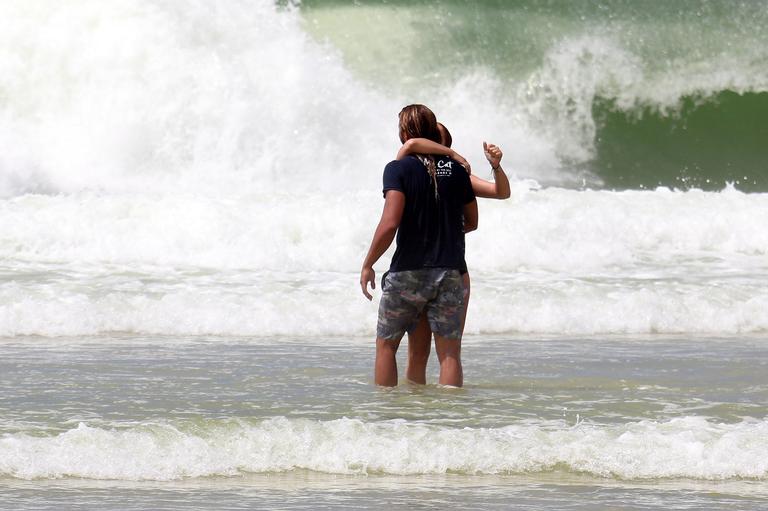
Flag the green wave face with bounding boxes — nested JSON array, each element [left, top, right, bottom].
[[594, 92, 768, 191], [299, 0, 768, 191], [298, 0, 768, 88]]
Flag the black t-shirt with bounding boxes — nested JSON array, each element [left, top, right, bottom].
[[382, 155, 475, 272]]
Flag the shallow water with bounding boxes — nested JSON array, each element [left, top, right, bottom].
[[2, 335, 767, 430], [1, 335, 767, 509], [3, 473, 768, 511]]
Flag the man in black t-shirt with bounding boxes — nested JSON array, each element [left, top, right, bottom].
[[360, 104, 478, 387]]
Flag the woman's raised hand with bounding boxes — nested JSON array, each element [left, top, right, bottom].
[[483, 141, 503, 168]]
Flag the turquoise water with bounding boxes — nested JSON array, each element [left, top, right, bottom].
[[301, 0, 768, 190]]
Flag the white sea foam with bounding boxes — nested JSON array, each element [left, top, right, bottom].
[[3, 268, 767, 337], [2, 2, 768, 338], [0, 0, 397, 197], [1, 185, 767, 336], [1, 186, 766, 272], [1, 417, 766, 481]]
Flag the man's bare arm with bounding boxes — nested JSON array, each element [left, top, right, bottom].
[[360, 190, 405, 300]]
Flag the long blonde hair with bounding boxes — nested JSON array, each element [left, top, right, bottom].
[[398, 104, 441, 200]]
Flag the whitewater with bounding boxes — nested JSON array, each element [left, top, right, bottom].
[[1, 0, 767, 337], [1, 1, 767, 510], [2, 184, 768, 337], [3, 417, 768, 480]]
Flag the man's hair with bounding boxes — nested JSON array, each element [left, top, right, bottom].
[[437, 123, 452, 148], [398, 104, 441, 144]]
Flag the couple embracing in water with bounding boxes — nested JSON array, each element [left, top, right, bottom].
[[360, 104, 510, 387]]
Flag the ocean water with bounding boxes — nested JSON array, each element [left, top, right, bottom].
[[1, 0, 767, 509], [2, 335, 767, 509]]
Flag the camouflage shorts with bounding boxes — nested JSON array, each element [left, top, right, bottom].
[[376, 268, 464, 342]]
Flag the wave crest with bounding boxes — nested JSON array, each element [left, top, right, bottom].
[[2, 417, 767, 481]]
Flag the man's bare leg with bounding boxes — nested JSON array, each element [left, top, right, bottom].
[[407, 273, 470, 385], [434, 334, 462, 387], [375, 337, 401, 386], [406, 316, 431, 384]]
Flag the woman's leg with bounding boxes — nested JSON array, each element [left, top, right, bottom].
[[406, 315, 431, 384]]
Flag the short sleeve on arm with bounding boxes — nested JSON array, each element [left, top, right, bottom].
[[382, 160, 404, 198]]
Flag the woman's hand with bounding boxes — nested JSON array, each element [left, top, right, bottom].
[[483, 141, 503, 169], [450, 150, 471, 175]]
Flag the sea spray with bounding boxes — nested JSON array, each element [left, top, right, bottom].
[[0, 0, 396, 197], [5, 1, 768, 194]]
